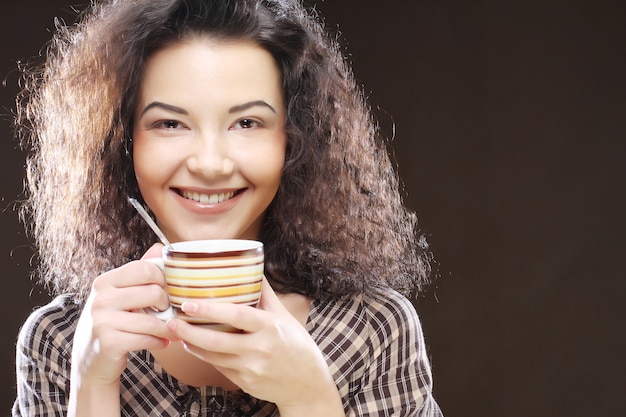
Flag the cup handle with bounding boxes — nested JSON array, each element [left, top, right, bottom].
[[143, 257, 175, 321]]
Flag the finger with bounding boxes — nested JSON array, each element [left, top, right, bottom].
[[90, 264, 170, 311], [186, 300, 268, 333], [180, 340, 241, 371], [96, 327, 170, 354], [141, 243, 164, 260], [116, 310, 173, 339], [166, 313, 253, 355], [168, 322, 238, 363], [93, 242, 166, 290], [95, 282, 171, 314], [91, 310, 173, 350], [95, 259, 165, 290], [115, 332, 171, 353]]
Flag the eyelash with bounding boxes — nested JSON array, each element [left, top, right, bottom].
[[153, 120, 184, 130], [232, 118, 261, 130], [151, 118, 262, 130]]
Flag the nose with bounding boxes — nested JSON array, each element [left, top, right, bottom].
[[185, 132, 235, 177]]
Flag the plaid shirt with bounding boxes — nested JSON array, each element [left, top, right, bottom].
[[14, 288, 442, 416]]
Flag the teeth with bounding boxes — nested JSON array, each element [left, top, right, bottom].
[[182, 190, 235, 204]]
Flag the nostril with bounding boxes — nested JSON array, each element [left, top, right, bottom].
[[185, 152, 234, 177]]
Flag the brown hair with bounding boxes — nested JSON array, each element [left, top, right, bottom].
[[16, 0, 432, 302]]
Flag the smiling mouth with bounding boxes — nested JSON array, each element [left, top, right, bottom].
[[178, 189, 239, 204]]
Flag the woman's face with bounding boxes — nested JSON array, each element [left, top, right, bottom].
[[133, 38, 286, 242]]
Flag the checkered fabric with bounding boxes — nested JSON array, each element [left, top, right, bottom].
[[13, 288, 442, 416]]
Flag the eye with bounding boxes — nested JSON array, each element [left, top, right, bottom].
[[153, 120, 185, 130], [231, 118, 261, 130]]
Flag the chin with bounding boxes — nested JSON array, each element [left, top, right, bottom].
[[174, 230, 238, 242]]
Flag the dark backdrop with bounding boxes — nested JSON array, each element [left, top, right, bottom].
[[1, 1, 624, 416]]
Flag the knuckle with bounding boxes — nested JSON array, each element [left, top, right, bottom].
[[89, 314, 112, 337], [144, 315, 167, 335], [91, 273, 109, 291], [136, 260, 161, 281], [134, 263, 167, 291], [267, 319, 286, 340], [98, 334, 119, 353], [230, 306, 247, 324], [146, 282, 165, 298], [89, 295, 108, 312], [122, 259, 162, 284]]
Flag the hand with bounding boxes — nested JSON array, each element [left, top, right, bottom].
[[70, 244, 173, 386], [166, 278, 345, 415]]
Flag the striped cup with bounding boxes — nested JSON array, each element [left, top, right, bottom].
[[147, 239, 264, 331]]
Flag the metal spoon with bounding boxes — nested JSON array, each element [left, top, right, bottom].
[[128, 197, 176, 320], [128, 197, 173, 248]]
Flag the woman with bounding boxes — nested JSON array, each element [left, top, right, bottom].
[[13, 0, 442, 415]]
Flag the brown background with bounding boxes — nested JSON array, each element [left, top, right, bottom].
[[1, 1, 624, 416]]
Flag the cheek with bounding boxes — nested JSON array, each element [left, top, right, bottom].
[[245, 143, 285, 187], [132, 138, 149, 184], [133, 135, 167, 189]]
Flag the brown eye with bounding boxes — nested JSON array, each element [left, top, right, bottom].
[[233, 118, 260, 130], [154, 120, 184, 129]]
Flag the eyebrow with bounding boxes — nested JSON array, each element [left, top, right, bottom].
[[229, 100, 277, 115], [140, 102, 188, 117], [139, 100, 277, 118]]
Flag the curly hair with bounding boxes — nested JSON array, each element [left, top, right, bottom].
[[16, 0, 432, 303]]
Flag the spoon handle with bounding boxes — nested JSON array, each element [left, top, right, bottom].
[[128, 197, 173, 248]]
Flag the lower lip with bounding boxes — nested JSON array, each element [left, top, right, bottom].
[[172, 189, 243, 215]]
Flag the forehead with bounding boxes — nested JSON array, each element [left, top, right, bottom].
[[138, 38, 284, 109]]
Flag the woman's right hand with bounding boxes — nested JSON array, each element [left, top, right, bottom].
[[70, 243, 173, 387]]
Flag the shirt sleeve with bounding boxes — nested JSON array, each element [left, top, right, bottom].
[[346, 290, 443, 417], [13, 296, 78, 417]]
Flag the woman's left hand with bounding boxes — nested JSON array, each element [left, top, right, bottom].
[[165, 278, 345, 416]]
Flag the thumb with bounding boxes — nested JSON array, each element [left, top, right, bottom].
[[141, 243, 164, 260]]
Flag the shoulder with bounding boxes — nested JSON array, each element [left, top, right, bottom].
[[362, 287, 421, 324], [310, 287, 422, 341], [17, 294, 81, 363], [363, 287, 424, 333], [309, 286, 426, 363], [309, 287, 436, 408], [357, 287, 426, 355]]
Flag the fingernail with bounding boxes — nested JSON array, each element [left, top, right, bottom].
[[181, 301, 198, 314]]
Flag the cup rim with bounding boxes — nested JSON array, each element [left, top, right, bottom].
[[164, 239, 263, 256]]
